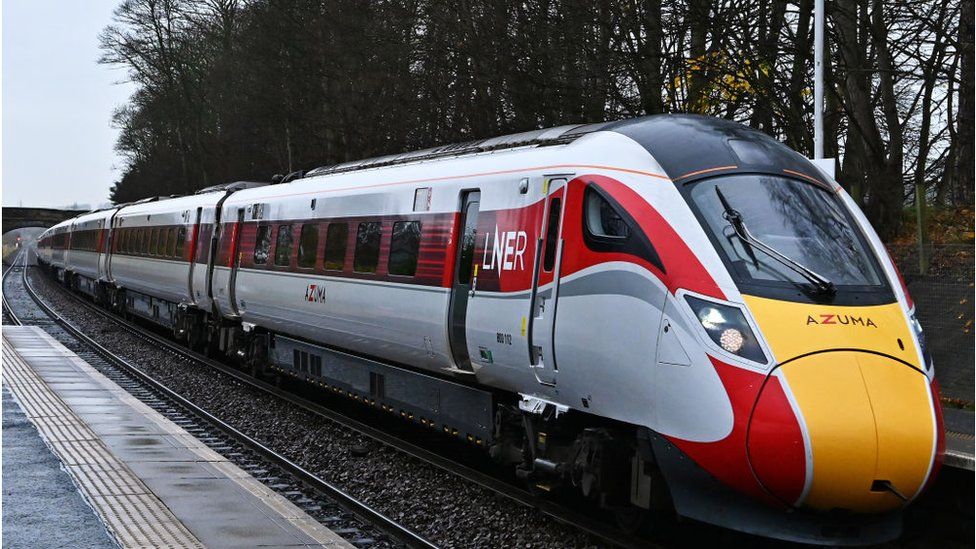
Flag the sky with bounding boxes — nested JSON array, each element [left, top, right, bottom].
[[2, 0, 136, 210]]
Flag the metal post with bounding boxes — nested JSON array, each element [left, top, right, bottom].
[[814, 0, 824, 159], [916, 182, 927, 275]]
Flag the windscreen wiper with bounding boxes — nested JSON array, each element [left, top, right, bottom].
[[715, 186, 836, 296]]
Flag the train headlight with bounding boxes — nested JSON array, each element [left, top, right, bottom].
[[686, 296, 767, 364], [719, 328, 744, 353], [909, 311, 933, 371]]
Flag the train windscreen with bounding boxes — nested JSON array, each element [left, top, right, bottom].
[[685, 174, 892, 303]]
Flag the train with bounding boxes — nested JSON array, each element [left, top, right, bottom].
[[36, 115, 944, 544]]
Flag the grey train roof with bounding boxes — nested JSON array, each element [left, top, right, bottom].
[[305, 114, 823, 185], [305, 122, 615, 177], [604, 115, 822, 183]]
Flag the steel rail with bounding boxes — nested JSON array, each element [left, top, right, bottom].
[[32, 259, 658, 549], [2, 252, 25, 326], [10, 256, 437, 549]]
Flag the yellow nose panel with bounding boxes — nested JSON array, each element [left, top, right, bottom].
[[857, 353, 935, 502], [779, 354, 877, 511], [777, 353, 934, 513], [743, 296, 936, 512]]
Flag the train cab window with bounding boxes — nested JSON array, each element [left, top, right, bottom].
[[389, 221, 421, 276], [175, 227, 186, 258], [253, 225, 272, 264], [353, 222, 381, 273], [323, 223, 348, 271], [585, 189, 630, 239], [297, 223, 319, 269], [543, 198, 562, 271], [167, 228, 178, 258], [275, 224, 294, 267], [581, 185, 664, 272]]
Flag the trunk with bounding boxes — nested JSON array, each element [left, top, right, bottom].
[[954, 0, 975, 205], [641, 0, 665, 114], [870, 0, 904, 238], [832, 0, 900, 238], [913, 0, 952, 271], [785, 0, 813, 152], [687, 0, 709, 112], [751, 0, 787, 132]]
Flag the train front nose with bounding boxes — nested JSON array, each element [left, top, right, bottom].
[[748, 351, 938, 512]]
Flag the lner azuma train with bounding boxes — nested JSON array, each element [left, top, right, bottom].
[[37, 115, 944, 545]]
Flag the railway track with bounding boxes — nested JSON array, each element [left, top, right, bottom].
[[9, 252, 663, 549], [3, 252, 434, 549]]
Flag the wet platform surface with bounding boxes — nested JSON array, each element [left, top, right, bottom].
[[2, 326, 353, 548], [2, 386, 116, 549]]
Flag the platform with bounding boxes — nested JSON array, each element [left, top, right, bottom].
[[943, 407, 975, 471], [2, 326, 353, 548]]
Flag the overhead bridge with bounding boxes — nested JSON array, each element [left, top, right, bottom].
[[2, 207, 88, 234]]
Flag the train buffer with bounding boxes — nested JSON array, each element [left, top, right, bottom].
[[2, 326, 353, 548]]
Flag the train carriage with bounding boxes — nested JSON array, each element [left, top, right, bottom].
[[36, 220, 73, 273], [61, 209, 116, 298], [38, 115, 944, 545]]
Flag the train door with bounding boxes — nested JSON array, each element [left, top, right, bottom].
[[528, 177, 568, 386], [186, 207, 202, 304], [227, 208, 245, 317], [99, 220, 110, 281], [447, 190, 481, 372]]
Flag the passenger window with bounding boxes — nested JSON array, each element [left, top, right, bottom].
[[585, 188, 630, 239], [137, 229, 145, 255], [297, 224, 319, 269], [166, 228, 177, 257], [323, 223, 348, 271], [153, 228, 162, 256], [160, 228, 170, 257], [353, 222, 381, 273], [253, 225, 272, 264], [389, 221, 421, 276], [543, 198, 562, 271], [275, 224, 294, 266], [175, 227, 186, 257]]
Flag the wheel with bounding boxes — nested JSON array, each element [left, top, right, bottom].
[[614, 506, 648, 534]]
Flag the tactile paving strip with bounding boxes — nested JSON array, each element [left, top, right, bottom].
[[3, 326, 353, 548], [3, 331, 204, 549]]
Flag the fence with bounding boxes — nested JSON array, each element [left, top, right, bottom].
[[888, 243, 974, 404]]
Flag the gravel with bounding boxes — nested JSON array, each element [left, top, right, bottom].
[[27, 269, 605, 549]]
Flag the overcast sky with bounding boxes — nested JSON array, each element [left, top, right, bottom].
[[2, 0, 136, 209]]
